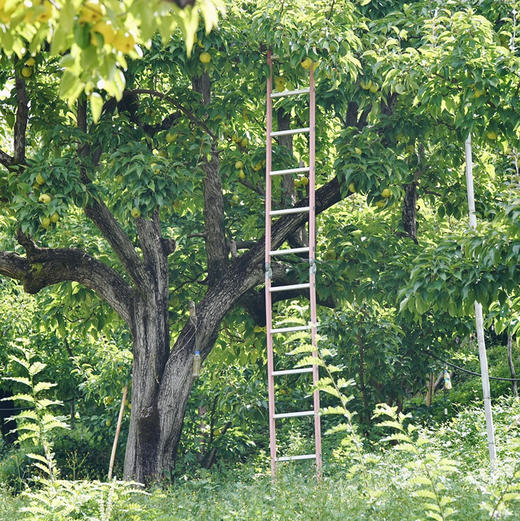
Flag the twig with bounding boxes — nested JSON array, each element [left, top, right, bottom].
[[131, 88, 217, 141]]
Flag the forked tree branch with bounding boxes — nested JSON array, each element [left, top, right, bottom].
[[0, 233, 134, 323], [84, 199, 150, 288]]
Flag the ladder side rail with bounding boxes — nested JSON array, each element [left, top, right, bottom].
[[265, 51, 277, 479], [309, 65, 322, 477]]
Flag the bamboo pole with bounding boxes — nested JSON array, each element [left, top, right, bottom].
[[464, 134, 497, 469], [108, 385, 128, 481]]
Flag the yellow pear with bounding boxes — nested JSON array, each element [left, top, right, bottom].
[[199, 52, 211, 64], [37, 0, 53, 22], [301, 57, 312, 70], [79, 1, 105, 24], [91, 20, 116, 46], [113, 31, 135, 53]]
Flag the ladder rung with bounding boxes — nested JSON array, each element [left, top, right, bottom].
[[271, 127, 310, 137], [270, 206, 309, 216], [276, 454, 316, 462], [271, 324, 312, 334], [270, 247, 309, 256], [274, 410, 315, 419], [270, 88, 310, 99], [272, 368, 313, 376], [270, 283, 310, 293], [270, 166, 310, 176]]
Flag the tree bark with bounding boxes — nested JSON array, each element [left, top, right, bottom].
[[401, 144, 424, 243], [401, 181, 418, 242], [357, 335, 369, 424], [507, 333, 518, 397], [277, 109, 306, 247]]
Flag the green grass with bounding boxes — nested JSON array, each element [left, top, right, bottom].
[[2, 398, 520, 521], [3, 456, 519, 521]]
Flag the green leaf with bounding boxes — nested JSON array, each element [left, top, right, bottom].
[[10, 393, 35, 404], [378, 420, 404, 431], [33, 382, 56, 394], [413, 489, 437, 500], [27, 453, 50, 465], [90, 92, 103, 123], [28, 361, 46, 376]]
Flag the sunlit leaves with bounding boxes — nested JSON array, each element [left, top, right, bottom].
[[0, 0, 224, 103]]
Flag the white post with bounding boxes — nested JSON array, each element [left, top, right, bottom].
[[464, 134, 497, 469]]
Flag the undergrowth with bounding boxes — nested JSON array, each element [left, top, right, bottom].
[[2, 342, 520, 520]]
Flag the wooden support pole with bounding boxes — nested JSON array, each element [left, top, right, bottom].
[[465, 134, 497, 470], [108, 385, 128, 481]]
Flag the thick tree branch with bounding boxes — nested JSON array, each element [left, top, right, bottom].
[[192, 74, 228, 284], [0, 234, 134, 323], [74, 95, 148, 290], [13, 67, 28, 164], [162, 175, 343, 360], [84, 198, 149, 288], [0, 149, 13, 168]]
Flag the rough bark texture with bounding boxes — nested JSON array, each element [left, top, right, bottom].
[[277, 109, 307, 247], [401, 144, 424, 243], [0, 175, 343, 484], [13, 69, 27, 164], [193, 73, 229, 284], [402, 181, 418, 241], [358, 335, 369, 423]]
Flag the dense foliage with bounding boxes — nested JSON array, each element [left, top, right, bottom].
[[0, 0, 519, 517]]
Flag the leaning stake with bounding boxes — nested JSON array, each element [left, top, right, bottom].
[[464, 134, 497, 469], [108, 385, 128, 480]]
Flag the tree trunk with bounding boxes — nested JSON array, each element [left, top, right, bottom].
[[277, 109, 307, 247], [425, 373, 434, 406], [357, 336, 369, 424], [507, 333, 518, 398], [123, 301, 172, 482], [401, 181, 418, 242]]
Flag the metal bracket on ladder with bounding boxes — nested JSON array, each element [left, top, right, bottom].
[[264, 50, 322, 479]]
